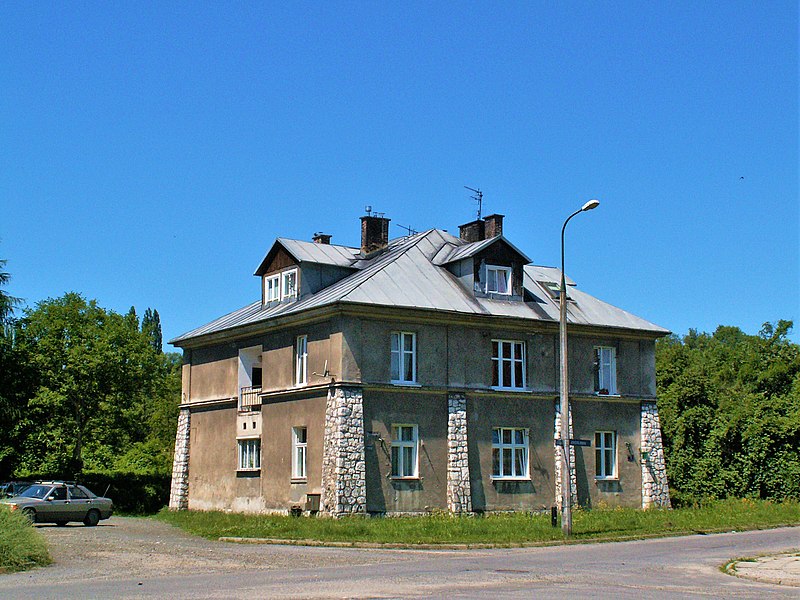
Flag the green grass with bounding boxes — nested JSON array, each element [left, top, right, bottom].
[[155, 498, 800, 546], [0, 506, 52, 572]]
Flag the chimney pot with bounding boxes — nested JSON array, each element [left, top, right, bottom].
[[312, 232, 332, 245], [361, 214, 391, 254], [458, 219, 485, 243], [483, 214, 504, 238]]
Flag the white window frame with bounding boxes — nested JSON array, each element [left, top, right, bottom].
[[264, 274, 280, 303], [295, 335, 308, 386], [237, 437, 261, 471], [390, 424, 418, 479], [486, 265, 512, 295], [292, 426, 307, 480], [492, 339, 526, 390], [390, 331, 417, 384], [595, 346, 618, 395], [492, 427, 529, 480], [282, 268, 298, 299], [595, 431, 617, 480]]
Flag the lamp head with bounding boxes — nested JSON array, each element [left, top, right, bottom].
[[581, 199, 600, 211]]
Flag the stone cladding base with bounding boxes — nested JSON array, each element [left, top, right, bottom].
[[446, 393, 472, 513], [168, 407, 191, 510]]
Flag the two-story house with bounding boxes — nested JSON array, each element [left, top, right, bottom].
[[168, 212, 671, 516]]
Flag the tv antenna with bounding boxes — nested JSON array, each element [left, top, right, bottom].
[[397, 224, 418, 236], [464, 186, 483, 220]]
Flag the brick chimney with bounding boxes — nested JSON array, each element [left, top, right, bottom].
[[459, 219, 485, 243], [483, 214, 504, 238], [360, 214, 391, 254], [312, 232, 332, 245]]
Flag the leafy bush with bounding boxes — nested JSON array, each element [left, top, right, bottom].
[[0, 505, 51, 572]]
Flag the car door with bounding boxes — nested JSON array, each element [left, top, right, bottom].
[[67, 485, 92, 520], [41, 485, 69, 521]]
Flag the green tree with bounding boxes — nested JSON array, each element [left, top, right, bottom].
[[657, 321, 800, 504], [141, 308, 163, 354], [12, 293, 178, 476]]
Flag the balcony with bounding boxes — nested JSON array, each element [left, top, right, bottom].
[[239, 386, 262, 411]]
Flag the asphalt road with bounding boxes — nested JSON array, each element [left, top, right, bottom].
[[1, 517, 797, 599]]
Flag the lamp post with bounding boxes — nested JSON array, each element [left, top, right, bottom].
[[559, 198, 600, 536]]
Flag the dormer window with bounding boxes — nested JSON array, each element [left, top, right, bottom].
[[282, 269, 298, 299], [486, 265, 512, 295], [265, 275, 280, 302]]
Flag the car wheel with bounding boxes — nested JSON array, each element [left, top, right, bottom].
[[83, 509, 100, 527], [22, 507, 36, 523]]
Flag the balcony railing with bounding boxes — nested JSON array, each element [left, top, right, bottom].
[[239, 386, 262, 411]]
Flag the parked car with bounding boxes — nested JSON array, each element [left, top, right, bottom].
[[0, 481, 32, 498], [1, 481, 113, 526]]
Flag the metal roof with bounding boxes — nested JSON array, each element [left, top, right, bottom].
[[433, 235, 532, 265], [171, 229, 668, 345]]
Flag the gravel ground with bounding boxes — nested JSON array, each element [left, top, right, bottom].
[[3, 516, 417, 585]]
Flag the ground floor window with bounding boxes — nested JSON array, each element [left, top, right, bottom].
[[595, 431, 617, 479], [391, 424, 418, 478], [492, 427, 528, 479], [292, 427, 307, 480], [238, 438, 261, 471]]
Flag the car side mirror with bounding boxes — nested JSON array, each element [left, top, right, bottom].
[[45, 496, 54, 502]]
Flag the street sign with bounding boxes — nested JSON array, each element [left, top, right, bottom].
[[555, 439, 592, 447]]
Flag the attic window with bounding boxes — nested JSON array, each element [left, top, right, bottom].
[[542, 281, 562, 299], [265, 275, 280, 302], [486, 265, 511, 295], [282, 269, 298, 299]]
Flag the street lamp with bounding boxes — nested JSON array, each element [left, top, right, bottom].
[[559, 198, 600, 536]]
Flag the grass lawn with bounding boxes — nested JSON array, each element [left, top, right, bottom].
[[0, 506, 51, 572], [156, 498, 800, 546]]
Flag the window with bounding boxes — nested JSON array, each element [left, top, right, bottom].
[[492, 427, 529, 479], [292, 427, 307, 480], [595, 431, 616, 479], [391, 424, 418, 478], [486, 265, 512, 295], [238, 438, 261, 471], [265, 275, 280, 302], [282, 268, 298, 299], [68, 485, 88, 499], [390, 331, 416, 384], [295, 335, 307, 385], [594, 346, 617, 395], [492, 340, 525, 389]]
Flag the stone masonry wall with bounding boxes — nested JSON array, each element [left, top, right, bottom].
[[554, 400, 578, 509], [168, 407, 191, 510], [641, 401, 671, 508], [446, 393, 472, 514], [321, 385, 366, 516]]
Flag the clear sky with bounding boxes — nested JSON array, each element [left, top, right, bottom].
[[2, 2, 798, 348]]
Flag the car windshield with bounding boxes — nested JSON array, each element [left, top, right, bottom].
[[19, 485, 53, 499]]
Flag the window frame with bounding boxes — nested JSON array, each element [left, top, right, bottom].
[[282, 268, 298, 299], [491, 339, 526, 390], [491, 426, 530, 480], [595, 430, 617, 480], [486, 265, 512, 295], [390, 331, 417, 384], [264, 274, 280, 303], [237, 437, 261, 472], [594, 346, 618, 395], [390, 424, 419, 479], [292, 426, 307, 481], [295, 335, 308, 386]]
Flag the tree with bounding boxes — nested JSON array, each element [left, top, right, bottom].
[[0, 256, 22, 333], [12, 293, 177, 476], [141, 308, 163, 354], [657, 321, 800, 504]]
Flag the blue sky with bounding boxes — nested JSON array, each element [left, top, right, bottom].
[[2, 2, 798, 348]]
